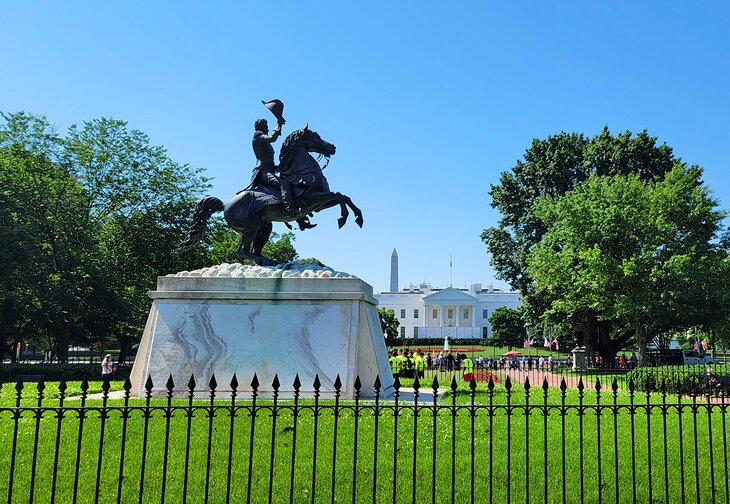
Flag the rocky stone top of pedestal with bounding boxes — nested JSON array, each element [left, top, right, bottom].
[[168, 263, 356, 279], [154, 263, 374, 302]]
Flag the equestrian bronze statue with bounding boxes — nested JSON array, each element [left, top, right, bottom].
[[179, 100, 363, 266]]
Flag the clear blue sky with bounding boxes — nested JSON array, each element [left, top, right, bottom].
[[3, 2, 729, 293]]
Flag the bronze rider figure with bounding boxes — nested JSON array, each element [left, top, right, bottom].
[[248, 117, 316, 230]]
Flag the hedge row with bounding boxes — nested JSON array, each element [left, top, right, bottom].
[[625, 364, 730, 394], [0, 363, 132, 384], [385, 337, 489, 347]]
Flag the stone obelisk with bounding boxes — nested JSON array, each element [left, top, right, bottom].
[[390, 248, 398, 292]]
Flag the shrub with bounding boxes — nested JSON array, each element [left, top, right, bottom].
[[0, 363, 131, 384], [385, 338, 487, 347], [625, 365, 729, 395]]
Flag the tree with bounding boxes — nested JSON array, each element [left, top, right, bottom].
[[378, 308, 400, 339], [0, 112, 212, 361], [488, 306, 525, 347], [527, 165, 730, 365], [0, 115, 103, 362], [482, 128, 676, 321]]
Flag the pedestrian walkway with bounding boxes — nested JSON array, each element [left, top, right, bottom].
[[501, 367, 587, 390]]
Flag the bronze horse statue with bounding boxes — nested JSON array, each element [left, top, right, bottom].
[[179, 126, 363, 265]]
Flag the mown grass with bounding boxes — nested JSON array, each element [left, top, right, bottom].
[[0, 380, 728, 503]]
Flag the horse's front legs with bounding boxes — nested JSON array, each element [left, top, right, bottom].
[[341, 194, 363, 227], [336, 193, 349, 228]]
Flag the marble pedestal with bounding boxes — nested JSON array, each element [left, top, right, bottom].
[[130, 264, 394, 399]]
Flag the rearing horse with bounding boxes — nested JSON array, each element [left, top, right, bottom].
[[179, 126, 363, 265]]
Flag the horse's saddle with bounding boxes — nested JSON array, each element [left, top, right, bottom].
[[236, 178, 309, 204]]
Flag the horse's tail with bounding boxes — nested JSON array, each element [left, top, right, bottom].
[[178, 196, 225, 252]]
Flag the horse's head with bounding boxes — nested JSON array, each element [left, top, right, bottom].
[[280, 125, 336, 166], [301, 124, 336, 157]]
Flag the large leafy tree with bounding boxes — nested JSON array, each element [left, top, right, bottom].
[[482, 128, 676, 320], [527, 165, 730, 364], [0, 112, 212, 361], [0, 113, 103, 362], [488, 306, 525, 347]]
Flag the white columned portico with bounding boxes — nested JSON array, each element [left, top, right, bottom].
[[472, 304, 477, 328], [439, 305, 444, 330], [456, 304, 461, 328]]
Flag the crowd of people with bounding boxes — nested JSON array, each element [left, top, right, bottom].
[[387, 349, 649, 382], [388, 350, 570, 375], [388, 349, 475, 381]]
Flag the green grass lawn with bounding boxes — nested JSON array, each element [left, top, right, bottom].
[[0, 380, 728, 503]]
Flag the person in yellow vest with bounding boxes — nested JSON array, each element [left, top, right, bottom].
[[397, 349, 409, 373], [414, 351, 425, 378], [462, 353, 474, 382], [397, 349, 412, 378], [389, 351, 401, 377], [408, 351, 417, 374]]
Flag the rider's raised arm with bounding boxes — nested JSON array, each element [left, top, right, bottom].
[[259, 123, 282, 143]]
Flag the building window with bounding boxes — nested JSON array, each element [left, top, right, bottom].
[[433, 309, 438, 319], [482, 309, 488, 319], [482, 327, 488, 338], [463, 308, 468, 319], [414, 309, 419, 318], [447, 309, 453, 319], [400, 309, 405, 318], [413, 327, 419, 337], [400, 326, 406, 337]]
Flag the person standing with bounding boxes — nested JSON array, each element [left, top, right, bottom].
[[389, 351, 401, 377], [414, 351, 425, 379], [462, 354, 474, 382], [101, 354, 115, 384]]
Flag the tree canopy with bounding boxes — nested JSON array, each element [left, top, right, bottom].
[[482, 128, 676, 319], [488, 306, 525, 348], [527, 165, 730, 364], [483, 127, 730, 363]]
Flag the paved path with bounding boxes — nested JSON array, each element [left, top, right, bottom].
[[500, 368, 591, 391]]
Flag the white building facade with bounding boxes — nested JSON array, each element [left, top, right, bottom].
[[375, 283, 521, 339]]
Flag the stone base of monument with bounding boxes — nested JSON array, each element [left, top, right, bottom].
[[130, 264, 394, 400]]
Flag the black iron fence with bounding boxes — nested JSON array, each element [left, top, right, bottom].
[[1, 372, 728, 503]]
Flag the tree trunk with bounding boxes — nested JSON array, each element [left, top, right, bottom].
[[583, 310, 597, 355], [636, 324, 648, 367], [3, 342, 18, 363], [117, 334, 134, 364], [55, 319, 71, 364]]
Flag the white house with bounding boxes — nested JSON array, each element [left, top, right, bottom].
[[375, 282, 521, 339], [375, 249, 521, 339]]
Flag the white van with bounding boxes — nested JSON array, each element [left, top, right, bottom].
[[648, 349, 713, 366], [681, 350, 709, 365]]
